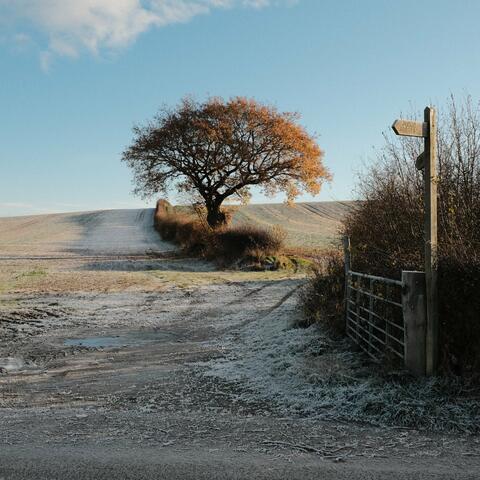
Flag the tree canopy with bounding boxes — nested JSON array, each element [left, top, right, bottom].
[[123, 96, 330, 227]]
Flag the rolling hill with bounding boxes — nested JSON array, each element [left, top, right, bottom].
[[0, 202, 353, 257], [232, 201, 353, 248]]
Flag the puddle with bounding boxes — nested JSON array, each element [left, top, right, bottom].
[[64, 331, 177, 348], [0, 357, 24, 372]]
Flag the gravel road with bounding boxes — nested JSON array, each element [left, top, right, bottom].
[[0, 209, 478, 479]]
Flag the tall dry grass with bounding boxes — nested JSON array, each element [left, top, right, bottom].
[[298, 250, 345, 334]]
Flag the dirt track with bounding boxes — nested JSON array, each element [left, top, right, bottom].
[[0, 209, 479, 479]]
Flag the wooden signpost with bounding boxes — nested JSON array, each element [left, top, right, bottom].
[[392, 119, 429, 138], [392, 107, 438, 375]]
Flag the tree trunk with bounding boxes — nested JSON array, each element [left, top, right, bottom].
[[206, 202, 227, 228]]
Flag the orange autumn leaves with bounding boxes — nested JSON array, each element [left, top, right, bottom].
[[123, 96, 330, 227]]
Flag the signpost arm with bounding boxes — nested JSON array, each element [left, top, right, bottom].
[[424, 106, 438, 375]]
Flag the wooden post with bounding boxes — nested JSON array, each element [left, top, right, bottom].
[[392, 107, 439, 375], [343, 236, 351, 330], [355, 277, 361, 343], [402, 271, 427, 376], [385, 283, 391, 351], [424, 107, 438, 375], [368, 278, 374, 354]]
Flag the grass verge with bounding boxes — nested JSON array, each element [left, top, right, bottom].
[[202, 293, 480, 433]]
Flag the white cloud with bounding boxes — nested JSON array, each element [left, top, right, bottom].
[[0, 0, 292, 68], [39, 50, 52, 72]]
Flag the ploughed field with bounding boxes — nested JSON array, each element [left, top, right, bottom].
[[0, 202, 350, 257], [0, 206, 478, 480], [231, 201, 353, 248]]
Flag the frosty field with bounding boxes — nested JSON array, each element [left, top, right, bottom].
[[0, 207, 478, 479]]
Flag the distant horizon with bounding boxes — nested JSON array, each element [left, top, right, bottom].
[[0, 198, 356, 218]]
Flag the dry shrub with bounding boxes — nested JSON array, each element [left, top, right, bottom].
[[154, 210, 210, 254], [154, 208, 285, 266], [155, 198, 174, 216], [439, 253, 480, 377], [214, 224, 285, 264], [343, 95, 480, 377], [299, 250, 345, 334]]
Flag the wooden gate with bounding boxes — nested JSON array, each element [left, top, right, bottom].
[[343, 238, 428, 375]]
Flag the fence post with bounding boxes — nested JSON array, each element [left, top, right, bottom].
[[401, 271, 427, 376], [343, 237, 351, 330], [368, 278, 374, 355], [424, 106, 439, 375], [343, 236, 351, 274]]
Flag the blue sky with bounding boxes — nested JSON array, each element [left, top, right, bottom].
[[1, 0, 480, 216]]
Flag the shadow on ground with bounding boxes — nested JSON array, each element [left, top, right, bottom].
[[78, 258, 217, 272]]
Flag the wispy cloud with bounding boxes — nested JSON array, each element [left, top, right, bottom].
[[0, 0, 294, 70]]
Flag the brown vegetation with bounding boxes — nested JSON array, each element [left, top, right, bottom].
[[213, 224, 285, 265], [341, 96, 480, 377], [154, 204, 286, 268], [123, 96, 330, 227], [298, 250, 345, 334]]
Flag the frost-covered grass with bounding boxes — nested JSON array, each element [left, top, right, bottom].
[[201, 294, 480, 433]]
